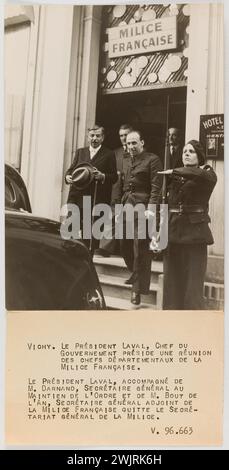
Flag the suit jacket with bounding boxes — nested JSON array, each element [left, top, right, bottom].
[[167, 145, 183, 169], [120, 151, 162, 208], [111, 146, 128, 205], [167, 165, 217, 244], [66, 146, 117, 207]]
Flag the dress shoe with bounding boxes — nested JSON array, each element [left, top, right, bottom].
[[94, 248, 111, 258], [131, 292, 141, 305], [124, 274, 134, 285]]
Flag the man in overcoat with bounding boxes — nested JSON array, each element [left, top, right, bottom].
[[65, 125, 117, 252]]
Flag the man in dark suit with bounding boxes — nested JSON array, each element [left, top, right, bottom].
[[65, 125, 117, 252], [119, 130, 162, 305], [96, 124, 132, 256], [167, 127, 183, 169]]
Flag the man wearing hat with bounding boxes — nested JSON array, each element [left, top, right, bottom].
[[158, 139, 217, 310], [65, 125, 117, 252]]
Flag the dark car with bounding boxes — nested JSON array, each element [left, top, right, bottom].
[[5, 163, 106, 310]]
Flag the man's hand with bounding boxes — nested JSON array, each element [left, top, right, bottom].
[[66, 174, 73, 184], [144, 209, 155, 219], [157, 169, 173, 175], [93, 169, 105, 182], [149, 233, 162, 253]]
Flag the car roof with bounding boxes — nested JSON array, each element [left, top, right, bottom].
[[5, 163, 32, 213]]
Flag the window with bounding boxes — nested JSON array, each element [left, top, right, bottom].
[[5, 23, 30, 170]]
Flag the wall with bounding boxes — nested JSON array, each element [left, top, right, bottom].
[[24, 5, 74, 221], [61, 5, 102, 206], [185, 3, 224, 257], [5, 4, 74, 221]]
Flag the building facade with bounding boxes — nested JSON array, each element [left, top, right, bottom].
[[4, 3, 224, 290]]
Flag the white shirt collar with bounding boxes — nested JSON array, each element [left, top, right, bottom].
[[170, 144, 178, 152], [89, 145, 101, 159]]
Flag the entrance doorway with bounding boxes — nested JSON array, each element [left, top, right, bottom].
[[97, 86, 187, 162]]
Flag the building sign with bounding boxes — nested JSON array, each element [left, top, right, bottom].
[[108, 16, 177, 58], [199, 114, 224, 160]]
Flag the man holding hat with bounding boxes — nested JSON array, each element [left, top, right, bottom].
[[65, 125, 117, 252], [158, 139, 217, 310]]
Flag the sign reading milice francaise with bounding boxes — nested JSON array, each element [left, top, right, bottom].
[[108, 17, 177, 58]]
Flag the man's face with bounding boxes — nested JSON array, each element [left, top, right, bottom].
[[168, 128, 180, 146], [119, 128, 131, 146], [88, 129, 104, 148], [126, 132, 144, 157]]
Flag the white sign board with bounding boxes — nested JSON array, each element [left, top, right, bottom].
[[108, 17, 177, 58]]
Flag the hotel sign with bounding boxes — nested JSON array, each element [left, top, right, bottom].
[[108, 17, 177, 58], [199, 114, 224, 160]]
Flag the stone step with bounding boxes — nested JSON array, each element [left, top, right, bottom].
[[94, 255, 163, 283], [94, 256, 224, 310], [94, 255, 163, 272], [204, 298, 224, 310], [105, 296, 154, 310], [98, 274, 160, 306], [105, 295, 224, 311]]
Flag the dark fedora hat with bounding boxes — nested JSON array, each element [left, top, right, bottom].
[[71, 162, 95, 189]]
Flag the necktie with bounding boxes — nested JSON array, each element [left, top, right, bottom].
[[170, 146, 175, 168]]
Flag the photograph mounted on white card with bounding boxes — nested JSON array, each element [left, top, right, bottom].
[[4, 3, 224, 312]]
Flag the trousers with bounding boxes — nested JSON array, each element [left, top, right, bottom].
[[163, 243, 207, 310], [99, 206, 119, 254], [120, 217, 152, 295]]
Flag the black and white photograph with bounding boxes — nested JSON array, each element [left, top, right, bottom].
[[4, 2, 224, 312], [2, 0, 227, 451]]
